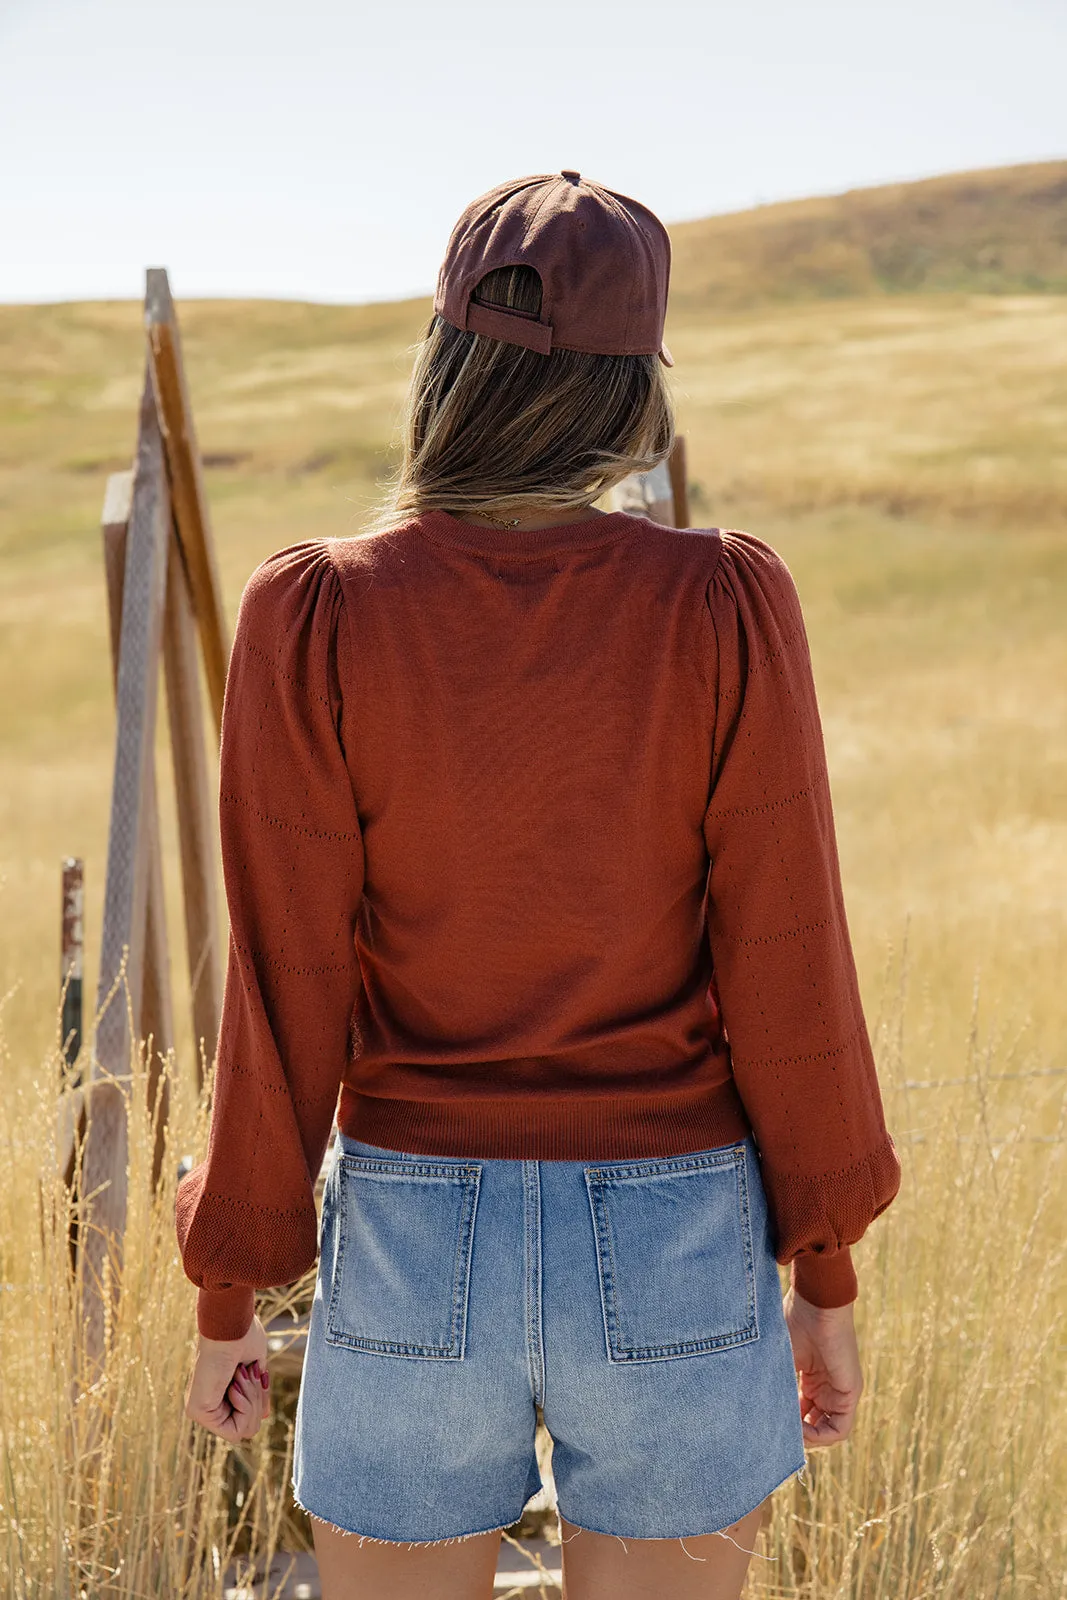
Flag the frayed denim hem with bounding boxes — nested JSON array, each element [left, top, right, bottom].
[[292, 1482, 517, 1549], [555, 1457, 807, 1559]]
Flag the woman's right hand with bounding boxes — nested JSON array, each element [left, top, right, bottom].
[[184, 1314, 271, 1442], [782, 1287, 864, 1448]]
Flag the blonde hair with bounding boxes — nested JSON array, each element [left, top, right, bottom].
[[364, 265, 674, 534]]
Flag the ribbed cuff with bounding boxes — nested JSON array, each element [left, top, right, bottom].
[[790, 1245, 858, 1308], [197, 1286, 256, 1342]]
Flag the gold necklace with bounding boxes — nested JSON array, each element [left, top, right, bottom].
[[476, 513, 522, 529], [473, 503, 595, 531]]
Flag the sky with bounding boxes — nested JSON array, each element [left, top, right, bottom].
[[0, 0, 1064, 305]]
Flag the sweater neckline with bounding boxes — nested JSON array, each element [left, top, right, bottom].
[[418, 508, 639, 557]]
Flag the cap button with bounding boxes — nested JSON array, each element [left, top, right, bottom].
[[560, 169, 581, 183]]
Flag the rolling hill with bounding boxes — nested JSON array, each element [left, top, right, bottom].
[[668, 159, 1067, 308]]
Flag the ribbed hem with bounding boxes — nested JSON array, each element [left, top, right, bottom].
[[337, 1080, 751, 1161], [197, 1285, 256, 1342], [790, 1246, 858, 1308]]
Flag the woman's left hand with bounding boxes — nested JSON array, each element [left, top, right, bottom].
[[184, 1315, 271, 1442], [782, 1289, 863, 1449]]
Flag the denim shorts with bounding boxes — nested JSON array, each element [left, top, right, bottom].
[[292, 1130, 807, 1544]]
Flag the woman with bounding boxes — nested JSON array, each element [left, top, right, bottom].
[[178, 170, 901, 1600]]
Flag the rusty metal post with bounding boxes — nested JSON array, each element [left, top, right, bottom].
[[61, 858, 85, 1079]]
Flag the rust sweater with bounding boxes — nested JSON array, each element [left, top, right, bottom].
[[176, 510, 901, 1341]]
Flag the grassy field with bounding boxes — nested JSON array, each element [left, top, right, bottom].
[[1, 163, 1066, 1593], [2, 286, 1065, 1078]]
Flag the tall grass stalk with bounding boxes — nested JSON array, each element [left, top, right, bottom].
[[0, 982, 300, 1599], [1, 971, 1064, 1596], [751, 973, 1067, 1598]]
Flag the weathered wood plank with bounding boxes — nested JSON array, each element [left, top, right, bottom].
[[94, 408, 169, 1081], [612, 433, 689, 528], [163, 531, 224, 1083], [145, 267, 230, 736], [76, 1078, 129, 1381], [495, 1537, 562, 1592], [55, 1086, 85, 1198], [102, 469, 172, 1186], [81, 383, 169, 1376]]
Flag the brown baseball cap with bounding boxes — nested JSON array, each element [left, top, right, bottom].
[[434, 170, 674, 367]]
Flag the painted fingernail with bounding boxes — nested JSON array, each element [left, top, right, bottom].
[[260, 1369, 269, 1388]]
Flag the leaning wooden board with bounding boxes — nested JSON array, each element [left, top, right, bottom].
[[146, 267, 229, 735]]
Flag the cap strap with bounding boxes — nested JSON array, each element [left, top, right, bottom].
[[465, 301, 554, 355]]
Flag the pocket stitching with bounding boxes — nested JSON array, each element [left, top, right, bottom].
[[585, 1145, 759, 1362], [325, 1158, 482, 1360]]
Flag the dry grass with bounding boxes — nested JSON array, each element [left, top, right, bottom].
[[674, 293, 1067, 527], [0, 1008, 312, 1598], [3, 288, 1065, 1079], [3, 979, 1064, 1595], [1, 168, 1066, 1592], [749, 962, 1067, 1597]]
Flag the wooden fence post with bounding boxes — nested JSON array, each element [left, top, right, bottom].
[[93, 379, 171, 1078], [667, 434, 690, 528], [80, 370, 171, 1378], [61, 271, 230, 1391]]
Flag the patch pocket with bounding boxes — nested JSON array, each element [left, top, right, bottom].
[[325, 1156, 481, 1360], [584, 1144, 758, 1362]]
